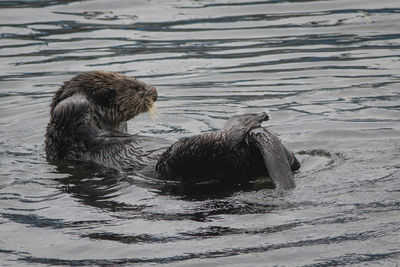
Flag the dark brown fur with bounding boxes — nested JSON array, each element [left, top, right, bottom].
[[45, 71, 157, 168], [45, 71, 299, 189], [156, 112, 300, 189]]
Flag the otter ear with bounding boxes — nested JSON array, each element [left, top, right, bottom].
[[90, 86, 117, 106]]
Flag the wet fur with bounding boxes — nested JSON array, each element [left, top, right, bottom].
[[156, 113, 300, 189], [45, 71, 158, 170], [45, 71, 300, 189]]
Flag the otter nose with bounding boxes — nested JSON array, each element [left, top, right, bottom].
[[150, 86, 158, 102], [258, 112, 269, 122]]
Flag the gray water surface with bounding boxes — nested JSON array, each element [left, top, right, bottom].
[[1, 0, 400, 266]]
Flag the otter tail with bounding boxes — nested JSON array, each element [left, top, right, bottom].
[[248, 127, 298, 189]]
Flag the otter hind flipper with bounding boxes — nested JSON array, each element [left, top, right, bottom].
[[248, 127, 297, 189], [157, 112, 299, 189]]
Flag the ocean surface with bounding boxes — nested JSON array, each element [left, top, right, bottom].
[[0, 0, 399, 266]]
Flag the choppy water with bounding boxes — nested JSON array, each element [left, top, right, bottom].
[[1, 0, 400, 266]]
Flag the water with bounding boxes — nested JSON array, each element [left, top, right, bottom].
[[1, 0, 399, 266]]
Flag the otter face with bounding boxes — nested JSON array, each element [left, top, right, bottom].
[[112, 74, 158, 122]]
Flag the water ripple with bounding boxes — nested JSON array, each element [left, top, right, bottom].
[[1, 0, 399, 266]]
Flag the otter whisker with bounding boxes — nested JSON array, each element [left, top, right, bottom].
[[147, 101, 161, 121]]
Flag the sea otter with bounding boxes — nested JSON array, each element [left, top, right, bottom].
[[45, 71, 300, 189], [45, 71, 160, 171]]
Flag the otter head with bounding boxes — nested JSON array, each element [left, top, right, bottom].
[[223, 112, 269, 131], [52, 71, 158, 128]]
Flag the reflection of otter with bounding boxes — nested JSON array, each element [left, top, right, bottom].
[[45, 71, 300, 189]]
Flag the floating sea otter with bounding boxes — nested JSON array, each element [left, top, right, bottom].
[[45, 71, 300, 189]]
